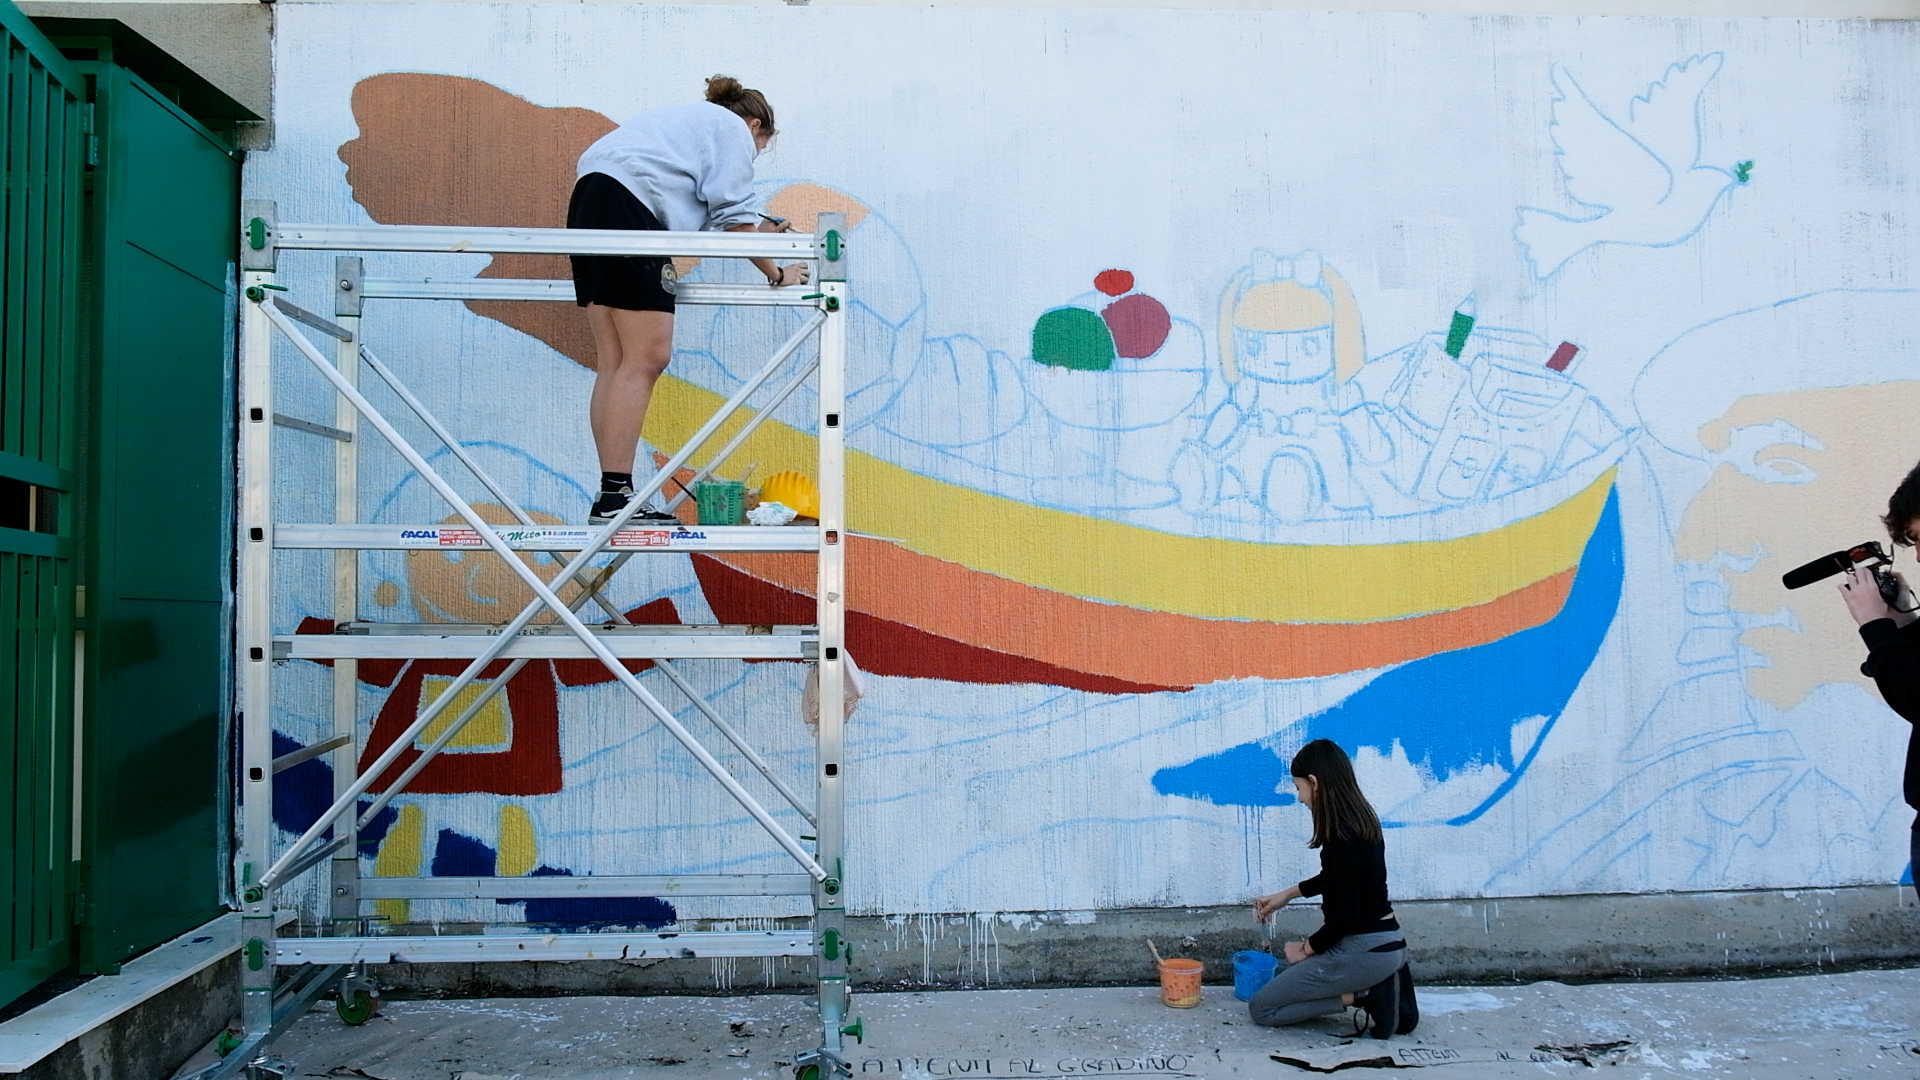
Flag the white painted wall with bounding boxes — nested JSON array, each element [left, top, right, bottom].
[[245, 5, 1920, 928], [30, 0, 1920, 15]]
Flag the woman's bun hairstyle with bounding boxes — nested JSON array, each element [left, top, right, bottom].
[[706, 75, 776, 136]]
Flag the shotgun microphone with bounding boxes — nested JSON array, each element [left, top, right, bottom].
[[1781, 543, 1889, 590]]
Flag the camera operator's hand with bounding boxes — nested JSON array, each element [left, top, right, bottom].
[[1886, 570, 1920, 627], [1840, 565, 1900, 626]]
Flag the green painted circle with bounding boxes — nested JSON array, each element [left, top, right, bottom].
[[1032, 307, 1116, 371], [795, 1065, 822, 1080]]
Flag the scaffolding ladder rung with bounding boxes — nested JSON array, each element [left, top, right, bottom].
[[271, 222, 817, 260], [360, 277, 823, 308], [275, 929, 816, 965], [271, 413, 353, 442], [275, 628, 817, 661], [273, 522, 822, 553], [333, 621, 813, 636], [357, 874, 817, 900], [272, 734, 351, 772]]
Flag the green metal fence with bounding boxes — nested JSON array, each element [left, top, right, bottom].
[[0, 0, 86, 1011]]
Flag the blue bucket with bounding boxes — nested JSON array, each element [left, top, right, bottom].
[[1232, 949, 1278, 1001]]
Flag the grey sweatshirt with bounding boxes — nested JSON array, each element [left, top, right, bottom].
[[576, 101, 761, 233]]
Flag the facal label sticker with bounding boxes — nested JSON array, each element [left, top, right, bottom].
[[498, 528, 590, 546], [438, 528, 484, 547], [610, 530, 673, 548]]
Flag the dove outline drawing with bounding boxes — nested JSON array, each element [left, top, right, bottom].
[[1515, 54, 1741, 279]]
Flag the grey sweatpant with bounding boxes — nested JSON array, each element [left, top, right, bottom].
[[1248, 930, 1406, 1027]]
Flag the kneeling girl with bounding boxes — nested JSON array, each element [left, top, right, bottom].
[[1248, 739, 1416, 1039]]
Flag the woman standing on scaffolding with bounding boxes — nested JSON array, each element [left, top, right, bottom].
[[569, 75, 809, 523]]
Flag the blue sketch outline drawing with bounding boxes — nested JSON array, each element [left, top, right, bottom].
[[1515, 54, 1741, 279]]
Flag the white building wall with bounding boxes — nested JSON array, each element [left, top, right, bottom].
[[231, 4, 1920, 927]]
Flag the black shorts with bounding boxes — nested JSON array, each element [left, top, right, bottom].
[[567, 172, 676, 313]]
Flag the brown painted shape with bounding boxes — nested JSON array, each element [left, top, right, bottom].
[[765, 183, 870, 233], [338, 75, 884, 375], [690, 556, 1187, 695], [341, 73, 614, 368]]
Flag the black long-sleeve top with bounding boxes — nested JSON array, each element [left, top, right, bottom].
[[1858, 617, 1920, 812], [1297, 837, 1399, 956]]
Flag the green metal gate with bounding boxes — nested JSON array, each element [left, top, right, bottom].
[[74, 51, 239, 975], [0, 0, 86, 1012]]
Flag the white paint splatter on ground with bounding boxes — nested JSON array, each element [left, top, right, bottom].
[[1417, 991, 1507, 1015]]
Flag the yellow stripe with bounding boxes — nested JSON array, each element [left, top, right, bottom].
[[497, 804, 537, 877], [372, 803, 425, 926], [644, 375, 1613, 623]]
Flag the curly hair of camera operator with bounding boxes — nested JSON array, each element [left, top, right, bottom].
[[1880, 458, 1920, 548]]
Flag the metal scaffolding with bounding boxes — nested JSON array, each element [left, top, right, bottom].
[[218, 201, 855, 1079]]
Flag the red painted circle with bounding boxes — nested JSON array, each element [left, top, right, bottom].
[[1101, 294, 1172, 359], [1094, 269, 1135, 297]]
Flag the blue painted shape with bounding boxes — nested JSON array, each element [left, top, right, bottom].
[[268, 731, 398, 852], [504, 866, 677, 929], [431, 829, 497, 877], [1152, 488, 1625, 827], [1903, 862, 1913, 887], [1153, 741, 1295, 807], [271, 732, 331, 834], [357, 801, 400, 855]]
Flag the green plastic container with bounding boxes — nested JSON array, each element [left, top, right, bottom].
[[694, 480, 745, 526]]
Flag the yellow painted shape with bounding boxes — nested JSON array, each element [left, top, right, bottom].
[[372, 803, 425, 925], [417, 676, 511, 752], [644, 375, 1614, 622], [1235, 280, 1333, 331], [1676, 381, 1920, 710], [497, 804, 538, 877]]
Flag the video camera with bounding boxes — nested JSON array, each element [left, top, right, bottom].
[[1781, 541, 1914, 611]]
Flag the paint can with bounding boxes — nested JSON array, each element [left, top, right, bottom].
[[1232, 950, 1277, 1000], [1158, 958, 1204, 1008], [694, 480, 745, 526]]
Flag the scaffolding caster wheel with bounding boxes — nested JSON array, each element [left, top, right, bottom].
[[335, 988, 378, 1025]]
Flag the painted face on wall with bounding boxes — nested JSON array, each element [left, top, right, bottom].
[[1674, 381, 1920, 709], [1228, 280, 1337, 386], [403, 505, 576, 625], [1233, 325, 1337, 385]]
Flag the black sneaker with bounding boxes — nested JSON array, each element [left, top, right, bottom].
[[1359, 968, 1399, 1041], [589, 487, 678, 525], [1396, 963, 1418, 1035]]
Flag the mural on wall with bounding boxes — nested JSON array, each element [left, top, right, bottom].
[[251, 6, 1920, 921], [1514, 54, 1747, 279]]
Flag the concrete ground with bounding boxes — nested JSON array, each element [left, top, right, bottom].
[[179, 967, 1920, 1080]]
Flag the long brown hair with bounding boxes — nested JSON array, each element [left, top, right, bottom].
[[1290, 739, 1383, 848], [705, 75, 775, 136]]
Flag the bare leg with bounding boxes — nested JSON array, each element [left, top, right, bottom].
[[585, 303, 675, 474]]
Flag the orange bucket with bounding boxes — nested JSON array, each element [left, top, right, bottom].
[[1158, 958, 1204, 1008]]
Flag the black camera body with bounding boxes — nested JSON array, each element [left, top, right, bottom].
[[1782, 540, 1907, 608]]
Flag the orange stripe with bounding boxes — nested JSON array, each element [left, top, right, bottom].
[[708, 538, 1575, 686]]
